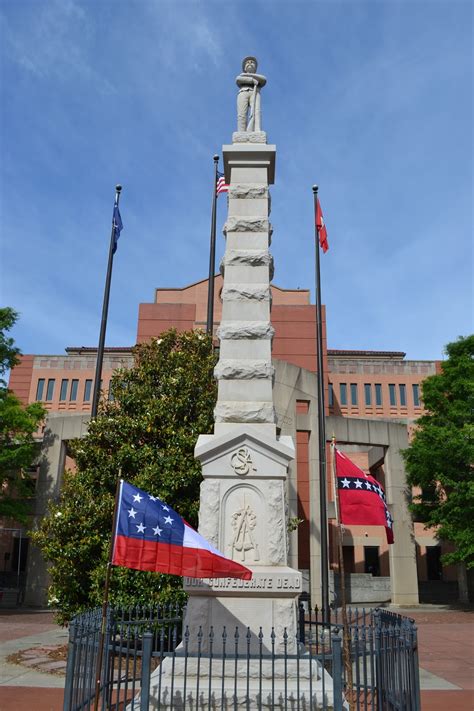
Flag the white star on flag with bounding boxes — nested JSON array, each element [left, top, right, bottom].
[[354, 479, 363, 489], [152, 525, 162, 536], [341, 478, 351, 488], [162, 505, 170, 511], [365, 481, 372, 490], [149, 495, 157, 501], [136, 523, 146, 533], [128, 507, 137, 518], [163, 515, 173, 525], [133, 493, 143, 503]]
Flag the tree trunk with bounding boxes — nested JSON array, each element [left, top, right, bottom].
[[457, 562, 469, 603]]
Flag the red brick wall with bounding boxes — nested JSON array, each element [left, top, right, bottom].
[[272, 304, 326, 374], [7, 355, 34, 405], [136, 303, 197, 343], [296, 430, 310, 569]]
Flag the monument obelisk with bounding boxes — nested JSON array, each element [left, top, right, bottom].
[[184, 55, 301, 652], [148, 57, 335, 709]]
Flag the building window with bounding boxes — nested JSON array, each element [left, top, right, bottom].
[[342, 546, 355, 574], [340, 383, 347, 406], [364, 383, 372, 406], [350, 383, 358, 406], [84, 379, 92, 402], [364, 546, 380, 576], [70, 379, 79, 402], [36, 379, 45, 401], [389, 383, 396, 407], [46, 379, 55, 401], [412, 383, 420, 407], [375, 383, 382, 407], [328, 383, 334, 407], [399, 384, 406, 407], [60, 379, 69, 401]]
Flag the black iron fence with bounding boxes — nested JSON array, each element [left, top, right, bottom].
[[63, 603, 420, 711]]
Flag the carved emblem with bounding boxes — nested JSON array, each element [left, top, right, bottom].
[[231, 447, 256, 476], [231, 502, 260, 562]]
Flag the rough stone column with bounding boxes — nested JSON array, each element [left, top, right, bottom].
[[215, 140, 277, 439]]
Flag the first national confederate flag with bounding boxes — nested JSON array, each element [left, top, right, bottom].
[[112, 480, 252, 579], [335, 449, 394, 544]]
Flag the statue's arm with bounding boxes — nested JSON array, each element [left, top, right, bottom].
[[252, 73, 266, 87], [236, 74, 255, 88], [236, 73, 267, 88]]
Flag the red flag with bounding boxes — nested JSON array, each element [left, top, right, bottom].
[[335, 449, 394, 544], [112, 481, 252, 579], [316, 198, 329, 253]]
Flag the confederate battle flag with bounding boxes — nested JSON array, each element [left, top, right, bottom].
[[335, 449, 394, 544]]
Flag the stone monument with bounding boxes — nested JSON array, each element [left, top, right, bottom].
[[148, 57, 336, 709]]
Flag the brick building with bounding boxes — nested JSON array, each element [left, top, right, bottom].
[[5, 276, 457, 607]]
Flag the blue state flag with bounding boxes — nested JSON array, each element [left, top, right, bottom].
[[112, 204, 123, 254]]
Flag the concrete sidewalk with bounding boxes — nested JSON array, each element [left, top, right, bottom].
[[0, 606, 473, 710]]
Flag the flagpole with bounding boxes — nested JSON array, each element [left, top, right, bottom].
[[91, 184, 122, 418], [312, 185, 330, 624], [93, 476, 122, 711], [331, 441, 356, 711], [206, 155, 220, 337]]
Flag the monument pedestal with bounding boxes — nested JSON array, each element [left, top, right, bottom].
[[148, 657, 337, 710], [182, 427, 301, 654]]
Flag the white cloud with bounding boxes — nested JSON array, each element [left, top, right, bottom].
[[1, 0, 115, 94]]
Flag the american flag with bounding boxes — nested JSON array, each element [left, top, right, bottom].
[[216, 171, 229, 196]]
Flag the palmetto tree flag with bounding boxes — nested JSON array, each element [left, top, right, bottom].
[[112, 203, 123, 254], [112, 481, 252, 579], [335, 449, 394, 544]]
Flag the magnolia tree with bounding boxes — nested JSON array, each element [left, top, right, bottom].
[[403, 335, 474, 579], [33, 330, 217, 623], [0, 308, 45, 523]]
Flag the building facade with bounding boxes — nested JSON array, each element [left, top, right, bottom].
[[5, 277, 457, 607]]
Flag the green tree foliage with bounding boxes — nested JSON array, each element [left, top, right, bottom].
[[403, 335, 474, 569], [0, 308, 45, 522], [0, 307, 21, 386], [33, 330, 217, 623]]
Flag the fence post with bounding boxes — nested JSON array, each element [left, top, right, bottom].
[[140, 632, 153, 711], [332, 631, 344, 711], [63, 623, 77, 711], [411, 624, 421, 711], [298, 603, 305, 644]]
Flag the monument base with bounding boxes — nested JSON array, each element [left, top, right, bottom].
[[183, 567, 302, 654], [232, 130, 267, 143], [145, 656, 339, 710]]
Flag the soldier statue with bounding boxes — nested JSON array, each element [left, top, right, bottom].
[[236, 56, 267, 132]]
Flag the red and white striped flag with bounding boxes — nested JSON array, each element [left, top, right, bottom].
[[216, 171, 229, 196]]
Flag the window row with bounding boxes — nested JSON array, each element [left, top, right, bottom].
[[36, 378, 93, 402], [328, 382, 420, 408]]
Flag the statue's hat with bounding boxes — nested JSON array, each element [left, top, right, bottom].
[[242, 56, 257, 71]]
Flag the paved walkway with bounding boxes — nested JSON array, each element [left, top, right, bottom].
[[0, 606, 473, 710]]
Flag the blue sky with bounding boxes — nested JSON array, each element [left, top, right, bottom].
[[1, 0, 472, 361]]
